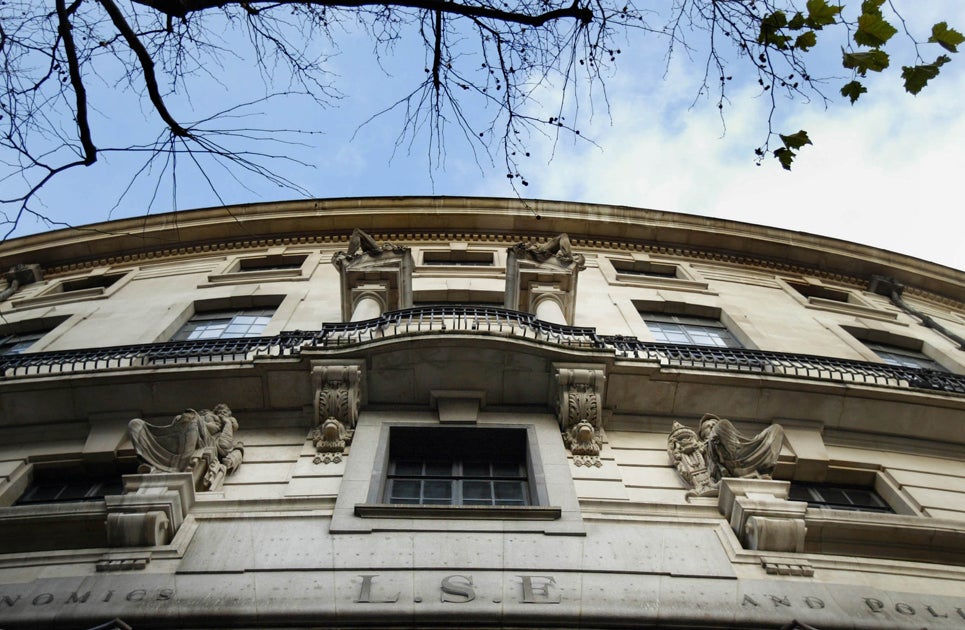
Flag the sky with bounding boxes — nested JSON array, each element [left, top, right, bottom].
[[3, 1, 963, 271]]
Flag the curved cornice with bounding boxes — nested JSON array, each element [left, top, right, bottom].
[[0, 196, 961, 302]]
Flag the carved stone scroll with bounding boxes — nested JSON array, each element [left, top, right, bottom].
[[128, 404, 244, 492], [667, 413, 785, 498], [311, 363, 362, 464], [554, 365, 606, 467]]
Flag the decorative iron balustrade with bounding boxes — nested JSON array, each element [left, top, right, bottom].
[[1, 306, 962, 395]]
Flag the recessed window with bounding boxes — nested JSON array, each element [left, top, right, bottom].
[[238, 254, 306, 272], [866, 342, 946, 371], [422, 251, 495, 266], [384, 426, 530, 506], [612, 260, 678, 278], [0, 330, 47, 355], [54, 273, 125, 294], [172, 307, 275, 341], [16, 476, 125, 505], [789, 483, 894, 513], [641, 313, 742, 348], [787, 281, 851, 303]]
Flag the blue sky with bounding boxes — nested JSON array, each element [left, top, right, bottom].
[[4, 0, 963, 270]]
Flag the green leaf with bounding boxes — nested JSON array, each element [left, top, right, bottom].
[[759, 11, 791, 48], [854, 13, 897, 47], [840, 80, 867, 103], [860, 0, 885, 16], [842, 49, 890, 75], [788, 12, 806, 30], [929, 22, 965, 53], [795, 31, 817, 51], [902, 55, 951, 95], [774, 147, 795, 170], [779, 130, 812, 150], [805, 0, 842, 29]]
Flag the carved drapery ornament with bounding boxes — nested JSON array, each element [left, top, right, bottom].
[[508, 233, 586, 268], [311, 363, 362, 464], [331, 228, 409, 269], [667, 413, 785, 498], [555, 366, 606, 467], [128, 403, 244, 492]]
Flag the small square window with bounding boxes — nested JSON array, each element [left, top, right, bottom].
[[789, 483, 894, 513], [421, 251, 495, 266], [238, 254, 307, 272], [612, 260, 678, 278], [641, 313, 742, 348], [172, 307, 275, 341], [786, 281, 851, 303], [384, 426, 531, 507]]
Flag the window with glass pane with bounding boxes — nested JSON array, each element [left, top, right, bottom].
[[789, 483, 894, 513], [172, 308, 275, 341], [0, 330, 46, 355], [866, 342, 945, 371], [384, 426, 530, 506], [642, 313, 742, 348]]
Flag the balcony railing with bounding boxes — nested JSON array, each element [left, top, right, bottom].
[[2, 306, 963, 395]]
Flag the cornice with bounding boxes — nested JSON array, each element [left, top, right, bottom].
[[0, 196, 961, 305]]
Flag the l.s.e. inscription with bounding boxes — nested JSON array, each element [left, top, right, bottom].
[[3, 576, 965, 624]]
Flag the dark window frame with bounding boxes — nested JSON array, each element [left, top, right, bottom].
[[641, 312, 743, 348], [789, 483, 894, 513]]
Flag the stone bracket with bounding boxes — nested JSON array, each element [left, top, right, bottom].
[[311, 361, 364, 464], [718, 478, 807, 553], [333, 229, 412, 321], [760, 556, 814, 577], [104, 473, 195, 548], [553, 364, 606, 467]]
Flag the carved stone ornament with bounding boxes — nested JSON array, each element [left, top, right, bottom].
[[331, 228, 409, 269], [311, 363, 362, 464], [668, 413, 785, 498], [128, 403, 244, 491], [555, 366, 606, 467], [667, 421, 716, 497], [509, 233, 586, 268]]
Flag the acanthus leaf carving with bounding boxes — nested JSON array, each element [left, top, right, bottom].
[[311, 363, 362, 464], [554, 365, 606, 467]]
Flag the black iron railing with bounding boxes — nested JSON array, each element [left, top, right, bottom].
[[2, 306, 963, 395]]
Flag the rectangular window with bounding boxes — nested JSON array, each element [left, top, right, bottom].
[[0, 330, 46, 355], [56, 273, 125, 294], [866, 342, 946, 371], [786, 281, 851, 303], [789, 483, 894, 513], [612, 260, 678, 278], [384, 426, 530, 506], [421, 251, 495, 266], [16, 476, 125, 505], [172, 307, 275, 341], [238, 254, 307, 272], [642, 313, 742, 348]]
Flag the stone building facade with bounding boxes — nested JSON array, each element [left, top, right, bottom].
[[0, 197, 963, 629]]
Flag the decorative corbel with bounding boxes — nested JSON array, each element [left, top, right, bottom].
[[311, 362, 362, 464], [554, 365, 606, 467], [104, 472, 195, 548]]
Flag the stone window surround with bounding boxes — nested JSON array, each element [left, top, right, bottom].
[[838, 324, 960, 373], [632, 299, 757, 350], [776, 277, 898, 322], [600, 254, 713, 294], [9, 269, 133, 310], [202, 249, 319, 286], [155, 294, 293, 343], [414, 243, 504, 278], [0, 314, 72, 355], [330, 410, 585, 535]]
